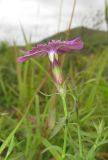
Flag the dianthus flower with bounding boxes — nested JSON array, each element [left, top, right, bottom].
[[17, 38, 84, 86], [17, 38, 84, 157]]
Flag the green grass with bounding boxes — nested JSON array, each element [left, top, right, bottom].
[[0, 27, 108, 160]]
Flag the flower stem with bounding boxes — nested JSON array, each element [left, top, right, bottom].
[[61, 94, 68, 159], [77, 124, 83, 158]]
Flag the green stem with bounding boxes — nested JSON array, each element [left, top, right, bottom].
[[61, 94, 68, 159], [77, 124, 83, 158], [61, 95, 68, 117]]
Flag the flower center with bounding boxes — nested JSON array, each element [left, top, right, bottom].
[[48, 50, 58, 63]]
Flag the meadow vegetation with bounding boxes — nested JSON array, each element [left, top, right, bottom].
[[0, 27, 108, 160]]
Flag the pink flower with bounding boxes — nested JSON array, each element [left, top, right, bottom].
[[17, 38, 84, 86], [17, 38, 84, 63]]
